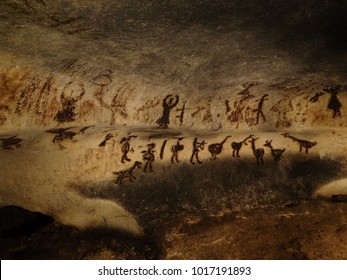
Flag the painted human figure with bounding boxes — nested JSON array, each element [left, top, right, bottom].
[[171, 138, 184, 164], [324, 85, 342, 118], [255, 94, 269, 124], [190, 137, 206, 165], [120, 135, 137, 163], [156, 95, 179, 128], [141, 143, 156, 172]]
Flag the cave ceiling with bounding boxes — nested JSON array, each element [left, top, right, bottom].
[[1, 0, 346, 91]]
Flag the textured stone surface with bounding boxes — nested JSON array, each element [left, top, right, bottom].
[[0, 0, 346, 258]]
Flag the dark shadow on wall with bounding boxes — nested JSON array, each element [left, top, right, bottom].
[[78, 156, 342, 242]]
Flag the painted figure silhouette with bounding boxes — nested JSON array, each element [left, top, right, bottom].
[[120, 135, 137, 163], [156, 95, 179, 128], [141, 143, 156, 172], [190, 137, 206, 165], [254, 94, 269, 124]]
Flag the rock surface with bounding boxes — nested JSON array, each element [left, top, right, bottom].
[[0, 0, 346, 258]]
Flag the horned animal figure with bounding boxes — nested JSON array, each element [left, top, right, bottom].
[[114, 161, 142, 185], [264, 140, 285, 162], [190, 137, 206, 165], [141, 143, 156, 172], [171, 138, 185, 164], [249, 137, 265, 165], [208, 136, 231, 160], [231, 134, 253, 157], [282, 133, 317, 154]]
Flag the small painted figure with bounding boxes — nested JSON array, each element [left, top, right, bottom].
[[46, 127, 81, 149], [141, 143, 156, 172], [231, 134, 253, 157], [323, 85, 342, 118], [254, 94, 269, 124], [249, 137, 265, 165], [171, 138, 185, 164], [156, 95, 179, 128], [99, 133, 114, 147], [54, 82, 85, 123], [114, 161, 142, 185], [159, 140, 168, 160], [176, 101, 186, 126], [0, 136, 23, 150], [264, 140, 285, 162], [190, 137, 206, 165], [120, 135, 137, 163], [208, 136, 231, 160], [282, 133, 317, 154]]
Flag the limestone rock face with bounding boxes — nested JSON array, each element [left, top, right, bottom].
[[0, 0, 346, 236]]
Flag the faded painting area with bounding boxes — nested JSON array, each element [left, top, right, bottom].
[[0, 0, 346, 259]]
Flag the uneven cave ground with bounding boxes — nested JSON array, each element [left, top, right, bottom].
[[1, 157, 347, 260]]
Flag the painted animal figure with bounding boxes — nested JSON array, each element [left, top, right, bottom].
[[231, 134, 253, 157], [114, 161, 142, 185], [282, 133, 317, 154], [264, 140, 285, 162], [46, 126, 89, 149], [0, 136, 23, 150], [208, 136, 231, 160], [249, 137, 265, 165]]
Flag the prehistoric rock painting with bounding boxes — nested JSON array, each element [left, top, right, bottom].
[[120, 135, 137, 163], [226, 82, 257, 126], [113, 161, 142, 185], [54, 82, 86, 123], [159, 140, 167, 160], [98, 133, 114, 147], [254, 94, 269, 125], [231, 135, 253, 157], [141, 143, 156, 172], [156, 95, 179, 128], [208, 136, 231, 160], [249, 137, 265, 165], [324, 85, 342, 118], [264, 140, 286, 162], [191, 96, 214, 123], [282, 133, 317, 154], [93, 77, 131, 124], [46, 126, 90, 149], [175, 101, 186, 126], [171, 138, 185, 164], [0, 136, 23, 150], [190, 137, 206, 165], [310, 85, 343, 119], [91, 70, 113, 87]]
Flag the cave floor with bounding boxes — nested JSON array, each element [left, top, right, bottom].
[[0, 200, 346, 260]]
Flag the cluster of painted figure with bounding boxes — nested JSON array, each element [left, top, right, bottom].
[[0, 129, 318, 186], [2, 83, 343, 185], [111, 133, 318, 185]]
